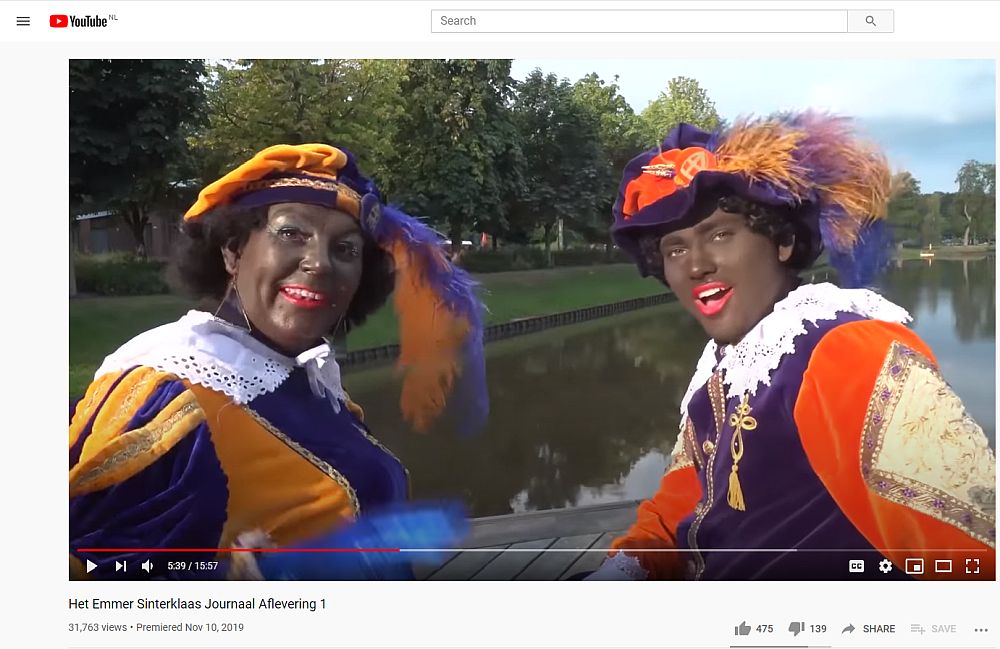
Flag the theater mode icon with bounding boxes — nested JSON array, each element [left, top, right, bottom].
[[50, 14, 68, 28]]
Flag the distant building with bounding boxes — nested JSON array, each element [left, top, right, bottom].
[[73, 209, 182, 259]]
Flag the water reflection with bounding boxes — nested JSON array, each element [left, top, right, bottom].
[[347, 258, 995, 517], [348, 303, 705, 517]]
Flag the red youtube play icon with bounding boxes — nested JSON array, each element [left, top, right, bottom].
[[50, 14, 69, 28]]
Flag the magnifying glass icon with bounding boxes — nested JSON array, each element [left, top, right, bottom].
[[866, 15, 877, 27]]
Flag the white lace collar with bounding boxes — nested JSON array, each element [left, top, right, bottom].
[[679, 282, 911, 418], [95, 310, 347, 410]]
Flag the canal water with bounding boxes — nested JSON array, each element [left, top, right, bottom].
[[346, 257, 996, 518]]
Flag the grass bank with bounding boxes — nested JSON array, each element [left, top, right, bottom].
[[895, 244, 995, 261], [70, 264, 662, 396]]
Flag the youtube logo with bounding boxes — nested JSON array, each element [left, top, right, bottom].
[[50, 14, 68, 28]]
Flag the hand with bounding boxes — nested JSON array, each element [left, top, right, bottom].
[[256, 501, 469, 580]]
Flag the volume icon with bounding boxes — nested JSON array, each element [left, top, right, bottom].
[[141, 559, 152, 573]]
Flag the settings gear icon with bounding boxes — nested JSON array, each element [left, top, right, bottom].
[[878, 558, 893, 573]]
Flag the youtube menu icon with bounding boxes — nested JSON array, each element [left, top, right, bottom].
[[50, 15, 68, 28]]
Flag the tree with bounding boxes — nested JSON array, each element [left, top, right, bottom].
[[917, 191, 945, 247], [386, 59, 524, 252], [640, 76, 723, 145], [195, 59, 404, 184], [886, 171, 923, 244], [510, 70, 605, 264], [953, 160, 996, 245], [70, 59, 206, 256], [571, 73, 647, 250]]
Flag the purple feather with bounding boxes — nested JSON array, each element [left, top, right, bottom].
[[767, 111, 893, 286], [829, 218, 893, 288]]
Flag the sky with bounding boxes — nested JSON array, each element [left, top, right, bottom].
[[512, 59, 995, 193]]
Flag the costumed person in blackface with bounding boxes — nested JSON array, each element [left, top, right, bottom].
[[70, 144, 488, 580], [589, 113, 995, 580]]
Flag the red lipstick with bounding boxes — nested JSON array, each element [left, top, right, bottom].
[[279, 284, 331, 309], [692, 281, 734, 317]]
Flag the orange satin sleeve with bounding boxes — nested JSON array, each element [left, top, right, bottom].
[[611, 461, 702, 580], [794, 319, 995, 580], [187, 384, 359, 549]]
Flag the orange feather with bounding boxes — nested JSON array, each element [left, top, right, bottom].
[[391, 241, 471, 432]]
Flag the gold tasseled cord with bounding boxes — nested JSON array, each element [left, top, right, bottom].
[[727, 392, 757, 511]]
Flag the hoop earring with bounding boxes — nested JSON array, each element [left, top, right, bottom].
[[214, 272, 253, 332], [329, 311, 348, 350]]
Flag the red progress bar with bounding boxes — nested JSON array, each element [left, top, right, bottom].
[[76, 548, 400, 553]]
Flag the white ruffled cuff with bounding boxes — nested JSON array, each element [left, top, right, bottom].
[[585, 551, 650, 581]]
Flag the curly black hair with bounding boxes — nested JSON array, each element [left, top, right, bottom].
[[636, 192, 822, 284], [171, 203, 395, 333]]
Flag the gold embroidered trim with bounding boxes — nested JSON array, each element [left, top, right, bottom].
[[70, 398, 202, 496], [666, 420, 695, 474], [88, 368, 166, 460], [861, 341, 996, 546], [74, 372, 115, 423], [709, 370, 727, 436], [70, 370, 123, 447], [687, 370, 728, 579], [242, 176, 362, 202], [684, 417, 703, 470], [243, 408, 361, 516], [353, 423, 412, 491]]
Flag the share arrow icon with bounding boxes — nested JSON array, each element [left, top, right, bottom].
[[842, 624, 856, 634]]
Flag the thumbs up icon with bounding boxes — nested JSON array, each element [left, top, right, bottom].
[[735, 621, 751, 636]]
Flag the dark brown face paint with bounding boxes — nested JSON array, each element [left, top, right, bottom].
[[226, 202, 364, 355]]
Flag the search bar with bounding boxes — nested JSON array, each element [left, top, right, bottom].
[[432, 9, 895, 33]]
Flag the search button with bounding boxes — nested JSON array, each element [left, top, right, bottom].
[[848, 10, 894, 32]]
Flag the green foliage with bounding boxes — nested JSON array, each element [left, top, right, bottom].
[[459, 247, 547, 273], [70, 59, 206, 256], [953, 160, 996, 244], [386, 59, 525, 249], [553, 247, 629, 267], [887, 163, 997, 248], [194, 59, 404, 184], [458, 246, 628, 272], [640, 76, 723, 144], [509, 70, 605, 262], [75, 253, 168, 295], [571, 73, 648, 244], [887, 171, 924, 242], [70, 61, 735, 256]]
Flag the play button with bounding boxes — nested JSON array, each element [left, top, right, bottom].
[[86, 560, 96, 574], [49, 14, 68, 28]]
